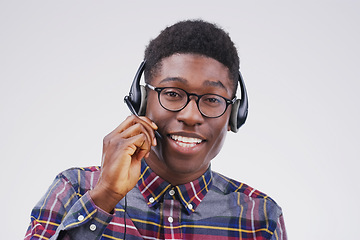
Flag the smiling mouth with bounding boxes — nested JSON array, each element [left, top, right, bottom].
[[169, 135, 204, 148]]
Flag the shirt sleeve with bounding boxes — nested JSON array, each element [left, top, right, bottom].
[[24, 171, 113, 240], [271, 213, 288, 240]]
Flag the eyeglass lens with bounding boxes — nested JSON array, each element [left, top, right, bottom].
[[159, 88, 227, 117]]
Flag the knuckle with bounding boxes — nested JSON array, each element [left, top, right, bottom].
[[129, 115, 139, 123], [126, 115, 135, 121], [104, 135, 121, 148], [103, 134, 111, 145]]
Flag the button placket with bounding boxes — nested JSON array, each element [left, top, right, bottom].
[[169, 189, 175, 196], [188, 203, 193, 210], [163, 199, 182, 239], [89, 223, 97, 231]]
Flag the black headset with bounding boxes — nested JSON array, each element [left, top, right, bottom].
[[124, 61, 248, 133]]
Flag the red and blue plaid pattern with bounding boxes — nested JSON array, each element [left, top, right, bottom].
[[25, 160, 287, 239], [137, 163, 212, 214]]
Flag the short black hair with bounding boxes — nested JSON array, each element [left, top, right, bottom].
[[144, 19, 240, 92]]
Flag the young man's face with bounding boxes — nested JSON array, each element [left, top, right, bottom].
[[145, 53, 235, 184]]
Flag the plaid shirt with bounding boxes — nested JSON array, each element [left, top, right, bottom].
[[25, 160, 287, 239]]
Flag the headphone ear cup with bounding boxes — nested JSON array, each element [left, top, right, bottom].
[[229, 99, 241, 133], [236, 98, 248, 130], [229, 71, 249, 133], [137, 85, 147, 116]]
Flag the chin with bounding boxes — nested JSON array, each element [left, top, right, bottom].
[[165, 157, 210, 175]]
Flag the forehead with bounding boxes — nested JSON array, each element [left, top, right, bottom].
[[152, 54, 234, 96]]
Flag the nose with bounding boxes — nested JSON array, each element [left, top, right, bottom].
[[176, 97, 204, 126]]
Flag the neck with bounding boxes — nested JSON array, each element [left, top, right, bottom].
[[144, 152, 209, 186]]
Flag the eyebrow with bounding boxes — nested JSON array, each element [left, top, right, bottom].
[[159, 77, 187, 84], [203, 80, 226, 90], [159, 77, 226, 90]]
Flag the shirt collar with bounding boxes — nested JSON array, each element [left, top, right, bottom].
[[137, 159, 213, 214]]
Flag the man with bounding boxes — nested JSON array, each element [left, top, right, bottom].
[[25, 20, 287, 239]]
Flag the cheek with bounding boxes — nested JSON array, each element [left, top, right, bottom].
[[145, 93, 159, 119], [145, 93, 170, 125], [206, 114, 230, 160], [208, 125, 228, 158]]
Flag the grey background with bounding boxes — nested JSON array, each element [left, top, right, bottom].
[[1, 1, 359, 239]]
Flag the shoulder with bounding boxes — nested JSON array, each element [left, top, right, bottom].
[[58, 166, 101, 180], [56, 166, 101, 195], [206, 171, 284, 225], [211, 170, 280, 206], [210, 171, 286, 237]]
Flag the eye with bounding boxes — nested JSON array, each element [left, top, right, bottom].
[[201, 95, 224, 107], [166, 91, 180, 97], [161, 88, 185, 101], [206, 97, 220, 103]]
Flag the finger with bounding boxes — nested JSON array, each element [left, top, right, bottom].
[[104, 131, 152, 162], [138, 116, 158, 146], [102, 122, 153, 173], [105, 115, 137, 137], [129, 116, 157, 146], [138, 116, 158, 130], [116, 133, 152, 162], [118, 122, 154, 149], [106, 115, 157, 146]]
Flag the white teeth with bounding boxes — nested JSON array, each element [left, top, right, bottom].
[[177, 142, 197, 148], [170, 135, 203, 144]]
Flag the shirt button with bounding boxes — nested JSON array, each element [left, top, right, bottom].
[[77, 215, 84, 221], [168, 217, 173, 223], [169, 189, 175, 196], [89, 224, 97, 231], [188, 203, 193, 210], [149, 197, 155, 203]]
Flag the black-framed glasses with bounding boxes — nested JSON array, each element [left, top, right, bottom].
[[146, 83, 236, 118]]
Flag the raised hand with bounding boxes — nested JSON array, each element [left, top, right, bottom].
[[89, 115, 157, 213]]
